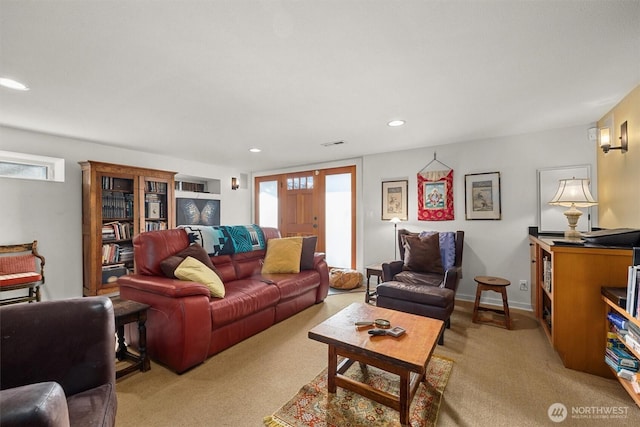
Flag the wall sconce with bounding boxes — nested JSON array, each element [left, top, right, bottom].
[[231, 177, 239, 190], [600, 121, 628, 153]]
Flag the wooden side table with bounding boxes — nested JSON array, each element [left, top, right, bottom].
[[111, 296, 151, 379], [365, 263, 383, 303], [472, 276, 512, 329]]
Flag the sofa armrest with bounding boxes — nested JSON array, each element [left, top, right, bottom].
[[382, 261, 403, 282], [118, 274, 212, 374], [311, 253, 330, 302], [442, 266, 461, 291], [0, 382, 70, 427], [118, 274, 210, 299]]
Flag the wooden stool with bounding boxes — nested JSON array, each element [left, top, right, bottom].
[[472, 276, 511, 329]]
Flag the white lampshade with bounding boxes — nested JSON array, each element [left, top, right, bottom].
[[390, 217, 401, 224], [549, 178, 597, 208]]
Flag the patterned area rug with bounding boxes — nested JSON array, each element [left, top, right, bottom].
[[264, 355, 453, 427]]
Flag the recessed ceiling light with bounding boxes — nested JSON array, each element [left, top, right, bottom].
[[249, 148, 261, 153], [0, 77, 30, 91], [388, 120, 405, 127]]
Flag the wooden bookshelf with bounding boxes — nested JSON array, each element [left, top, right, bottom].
[[602, 295, 640, 407], [529, 235, 632, 377], [80, 161, 176, 296]]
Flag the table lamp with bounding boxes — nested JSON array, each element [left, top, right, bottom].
[[548, 178, 597, 240]]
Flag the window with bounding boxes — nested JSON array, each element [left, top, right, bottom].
[[0, 151, 65, 182]]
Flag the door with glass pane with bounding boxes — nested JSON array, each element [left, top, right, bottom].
[[254, 166, 355, 269]]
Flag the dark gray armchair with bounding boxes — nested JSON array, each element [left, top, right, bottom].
[[0, 297, 117, 427], [377, 230, 464, 344]]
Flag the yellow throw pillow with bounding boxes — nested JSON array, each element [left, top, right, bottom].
[[174, 256, 225, 298], [261, 237, 303, 274]]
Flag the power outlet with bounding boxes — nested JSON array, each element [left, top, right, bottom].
[[519, 280, 528, 291]]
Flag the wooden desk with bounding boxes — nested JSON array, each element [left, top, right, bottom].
[[309, 302, 443, 426], [111, 297, 150, 379]]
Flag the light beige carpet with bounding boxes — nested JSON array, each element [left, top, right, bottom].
[[115, 292, 640, 426]]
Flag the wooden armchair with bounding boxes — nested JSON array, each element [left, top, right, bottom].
[[0, 241, 45, 305]]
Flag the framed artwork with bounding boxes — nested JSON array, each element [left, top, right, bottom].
[[465, 172, 501, 220], [381, 180, 408, 220], [176, 198, 220, 226], [417, 170, 454, 221]]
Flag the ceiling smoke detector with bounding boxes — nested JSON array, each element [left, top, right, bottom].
[[321, 141, 346, 147]]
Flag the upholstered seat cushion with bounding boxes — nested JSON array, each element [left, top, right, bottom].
[[0, 272, 42, 287], [376, 280, 454, 308], [392, 271, 443, 288]]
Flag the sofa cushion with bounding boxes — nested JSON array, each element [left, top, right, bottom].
[[271, 270, 322, 299], [376, 280, 454, 308], [209, 279, 280, 327], [160, 243, 217, 279], [419, 231, 456, 270], [402, 234, 444, 274], [174, 256, 225, 298], [393, 270, 444, 287], [261, 237, 303, 274], [300, 236, 318, 270]]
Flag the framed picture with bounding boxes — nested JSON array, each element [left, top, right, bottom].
[[381, 180, 408, 221], [465, 172, 501, 220], [176, 198, 220, 226]]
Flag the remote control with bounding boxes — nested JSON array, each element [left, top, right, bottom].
[[387, 326, 406, 337], [368, 329, 387, 336]]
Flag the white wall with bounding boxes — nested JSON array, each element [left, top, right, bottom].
[[362, 125, 597, 311], [1, 123, 596, 310], [0, 125, 251, 301]]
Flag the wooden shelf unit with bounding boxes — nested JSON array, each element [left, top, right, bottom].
[[529, 235, 632, 377], [602, 295, 640, 407], [80, 161, 176, 296]]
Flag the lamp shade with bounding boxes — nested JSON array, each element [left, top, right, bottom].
[[548, 178, 597, 208]]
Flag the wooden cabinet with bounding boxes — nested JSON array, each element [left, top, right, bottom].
[[80, 161, 176, 296], [529, 235, 632, 377], [602, 295, 640, 407]]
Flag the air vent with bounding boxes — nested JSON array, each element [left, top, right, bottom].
[[321, 141, 346, 147]]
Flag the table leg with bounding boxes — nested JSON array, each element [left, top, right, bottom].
[[399, 371, 410, 426], [137, 315, 150, 371], [501, 288, 512, 329], [116, 324, 127, 360], [365, 272, 371, 303], [328, 345, 337, 393], [472, 285, 482, 323]]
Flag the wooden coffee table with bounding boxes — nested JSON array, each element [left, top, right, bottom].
[[308, 302, 444, 426]]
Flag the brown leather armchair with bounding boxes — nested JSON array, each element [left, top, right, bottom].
[[376, 230, 464, 344], [0, 297, 117, 427]]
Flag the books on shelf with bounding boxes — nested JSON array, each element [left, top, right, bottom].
[[102, 221, 133, 241], [542, 256, 552, 293], [605, 345, 639, 371], [626, 265, 640, 319], [101, 242, 133, 265], [102, 191, 134, 219]]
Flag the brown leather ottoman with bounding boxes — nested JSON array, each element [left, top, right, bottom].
[[376, 280, 454, 344]]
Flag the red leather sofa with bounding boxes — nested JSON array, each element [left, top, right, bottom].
[[118, 227, 330, 373]]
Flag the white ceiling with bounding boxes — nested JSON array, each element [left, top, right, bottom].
[[1, 1, 639, 172]]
